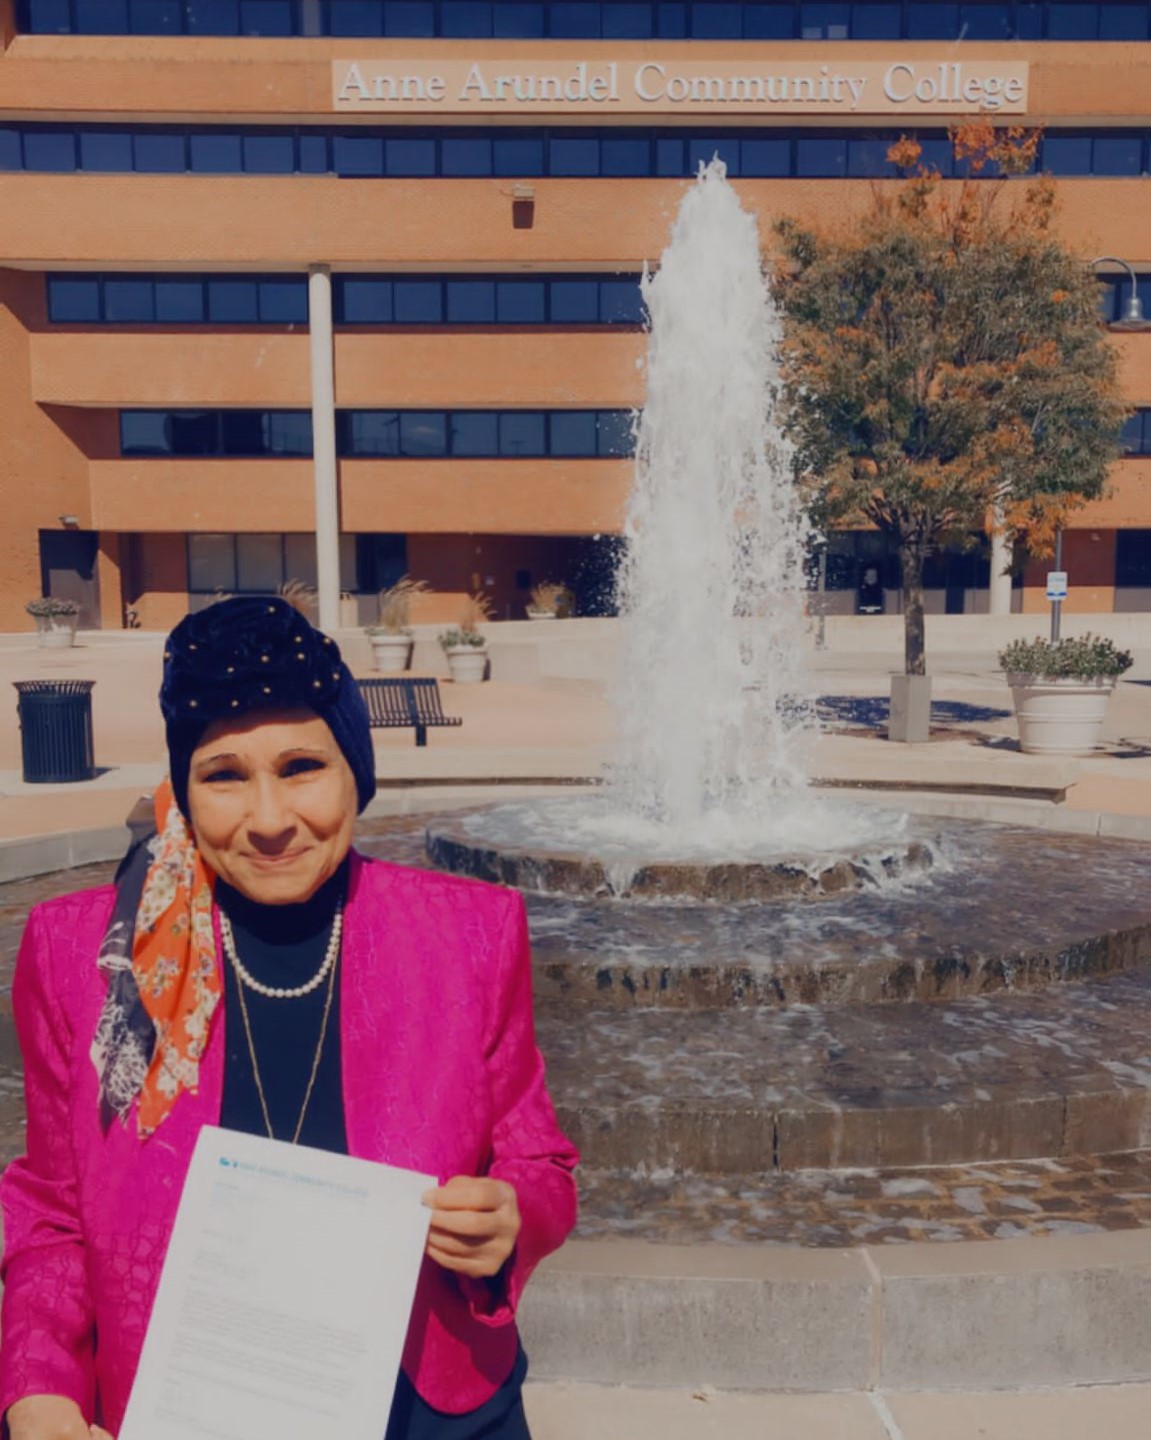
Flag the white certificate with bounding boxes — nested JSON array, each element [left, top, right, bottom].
[[120, 1126, 435, 1440]]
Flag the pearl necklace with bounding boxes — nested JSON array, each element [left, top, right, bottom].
[[219, 903, 343, 1000]]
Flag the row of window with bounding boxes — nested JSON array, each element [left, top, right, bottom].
[[10, 125, 1151, 179], [120, 408, 636, 456], [1100, 276, 1151, 326], [47, 272, 646, 325], [1121, 409, 1151, 457], [18, 0, 1151, 39]]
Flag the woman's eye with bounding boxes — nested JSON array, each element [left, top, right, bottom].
[[282, 757, 325, 777], [202, 768, 242, 784]]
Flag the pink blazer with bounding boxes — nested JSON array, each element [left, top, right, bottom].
[[0, 851, 578, 1433]]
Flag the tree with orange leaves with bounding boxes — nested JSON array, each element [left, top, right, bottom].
[[773, 120, 1127, 684]]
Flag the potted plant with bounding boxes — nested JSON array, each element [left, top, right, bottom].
[[26, 596, 80, 648], [525, 582, 574, 621], [366, 576, 430, 672], [439, 593, 492, 684], [999, 633, 1133, 756]]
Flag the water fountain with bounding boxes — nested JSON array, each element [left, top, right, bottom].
[[428, 160, 930, 900]]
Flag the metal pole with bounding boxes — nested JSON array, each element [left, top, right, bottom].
[[308, 265, 341, 634], [988, 504, 1013, 616], [1050, 528, 1063, 643]]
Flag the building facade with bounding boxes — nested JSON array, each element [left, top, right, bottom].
[[0, 1, 1149, 630]]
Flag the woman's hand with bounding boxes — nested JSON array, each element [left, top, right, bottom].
[[423, 1175, 521, 1279], [6, 1394, 113, 1439]]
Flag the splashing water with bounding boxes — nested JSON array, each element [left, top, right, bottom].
[[604, 160, 817, 844], [454, 161, 902, 866]]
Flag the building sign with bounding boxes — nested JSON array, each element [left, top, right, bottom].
[[332, 58, 1029, 116]]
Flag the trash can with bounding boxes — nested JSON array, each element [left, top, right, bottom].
[[13, 680, 96, 783]]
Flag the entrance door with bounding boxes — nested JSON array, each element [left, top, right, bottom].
[[40, 530, 101, 630]]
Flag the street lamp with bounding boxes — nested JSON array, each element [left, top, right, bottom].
[[1092, 255, 1149, 331]]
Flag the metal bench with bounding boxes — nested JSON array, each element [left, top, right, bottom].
[[356, 677, 463, 747]]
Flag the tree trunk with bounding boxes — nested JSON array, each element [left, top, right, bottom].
[[900, 541, 927, 677]]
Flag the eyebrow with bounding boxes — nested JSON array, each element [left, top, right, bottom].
[[193, 746, 328, 768]]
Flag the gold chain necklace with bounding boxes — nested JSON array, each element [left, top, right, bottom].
[[227, 933, 340, 1146]]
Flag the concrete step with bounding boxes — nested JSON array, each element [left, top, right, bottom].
[[520, 1228, 1151, 1393], [523, 1381, 1151, 1440]]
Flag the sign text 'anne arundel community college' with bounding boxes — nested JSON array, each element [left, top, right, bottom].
[[332, 58, 1029, 116]]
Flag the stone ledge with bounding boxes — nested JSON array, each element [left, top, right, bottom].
[[0, 825, 128, 884], [521, 1231, 1151, 1392]]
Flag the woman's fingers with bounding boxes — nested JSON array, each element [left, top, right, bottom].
[[90, 1428, 116, 1439], [422, 1175, 521, 1277], [423, 1176, 515, 1212]]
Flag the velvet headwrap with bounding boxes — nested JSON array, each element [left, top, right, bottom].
[[160, 596, 375, 818]]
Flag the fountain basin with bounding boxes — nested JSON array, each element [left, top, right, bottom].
[[427, 824, 936, 902]]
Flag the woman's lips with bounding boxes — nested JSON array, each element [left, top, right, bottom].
[[244, 849, 309, 868]]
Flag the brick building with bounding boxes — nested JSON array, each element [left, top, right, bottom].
[[0, 1, 1149, 629]]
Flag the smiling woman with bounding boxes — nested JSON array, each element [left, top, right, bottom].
[[0, 597, 577, 1440]]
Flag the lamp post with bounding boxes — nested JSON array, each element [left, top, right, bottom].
[[1093, 256, 1148, 331]]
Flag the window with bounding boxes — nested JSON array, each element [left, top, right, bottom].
[[338, 278, 393, 323], [393, 280, 442, 323], [796, 137, 848, 177], [345, 411, 400, 455], [499, 413, 546, 455], [447, 280, 496, 323], [551, 1, 601, 34], [48, 277, 102, 322], [236, 533, 285, 592], [0, 129, 21, 170], [400, 412, 447, 455], [333, 134, 384, 177], [1120, 410, 1151, 456], [1100, 3, 1149, 38], [190, 132, 243, 173], [1099, 275, 1151, 325], [691, 2, 743, 35], [155, 278, 206, 322], [551, 411, 598, 457], [386, 137, 437, 176], [23, 130, 76, 172], [171, 411, 222, 454], [258, 277, 308, 323], [551, 280, 600, 323], [384, 0, 434, 33], [188, 534, 238, 593], [450, 412, 499, 455], [121, 412, 175, 455], [208, 278, 260, 323], [1116, 528, 1151, 588], [244, 133, 295, 173], [329, 0, 384, 32], [1047, 3, 1098, 37], [1092, 134, 1144, 176], [742, 137, 790, 177], [442, 137, 492, 176], [76, 0, 129, 30], [907, 2, 958, 36], [79, 131, 134, 171], [849, 2, 899, 37], [959, 3, 1010, 38], [800, 3, 848, 37], [743, 2, 793, 35], [103, 278, 156, 322], [602, 1, 651, 34], [133, 132, 185, 173], [498, 280, 546, 322], [492, 2, 544, 34]]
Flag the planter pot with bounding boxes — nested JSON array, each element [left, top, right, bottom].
[[526, 609, 558, 622], [369, 633, 413, 673], [444, 645, 488, 684], [33, 614, 78, 649], [1007, 673, 1117, 756]]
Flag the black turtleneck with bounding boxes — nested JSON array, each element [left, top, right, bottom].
[[218, 862, 348, 1154]]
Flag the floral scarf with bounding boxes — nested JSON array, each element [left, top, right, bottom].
[[90, 780, 221, 1137]]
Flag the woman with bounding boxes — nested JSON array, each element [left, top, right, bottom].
[[1, 597, 578, 1440]]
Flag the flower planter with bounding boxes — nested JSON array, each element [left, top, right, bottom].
[[33, 614, 78, 649], [444, 645, 488, 684], [369, 633, 413, 673], [525, 609, 558, 622], [1007, 674, 1117, 756]]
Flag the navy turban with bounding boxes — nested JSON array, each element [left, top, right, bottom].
[[160, 597, 375, 818]]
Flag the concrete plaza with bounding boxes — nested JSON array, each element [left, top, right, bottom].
[[4, 612, 1151, 1438]]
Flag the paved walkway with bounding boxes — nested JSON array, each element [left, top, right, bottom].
[[3, 621, 1151, 842], [525, 1381, 1151, 1439]]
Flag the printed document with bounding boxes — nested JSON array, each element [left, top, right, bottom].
[[120, 1125, 435, 1440]]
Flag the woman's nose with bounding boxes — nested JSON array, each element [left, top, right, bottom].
[[246, 775, 294, 842]]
